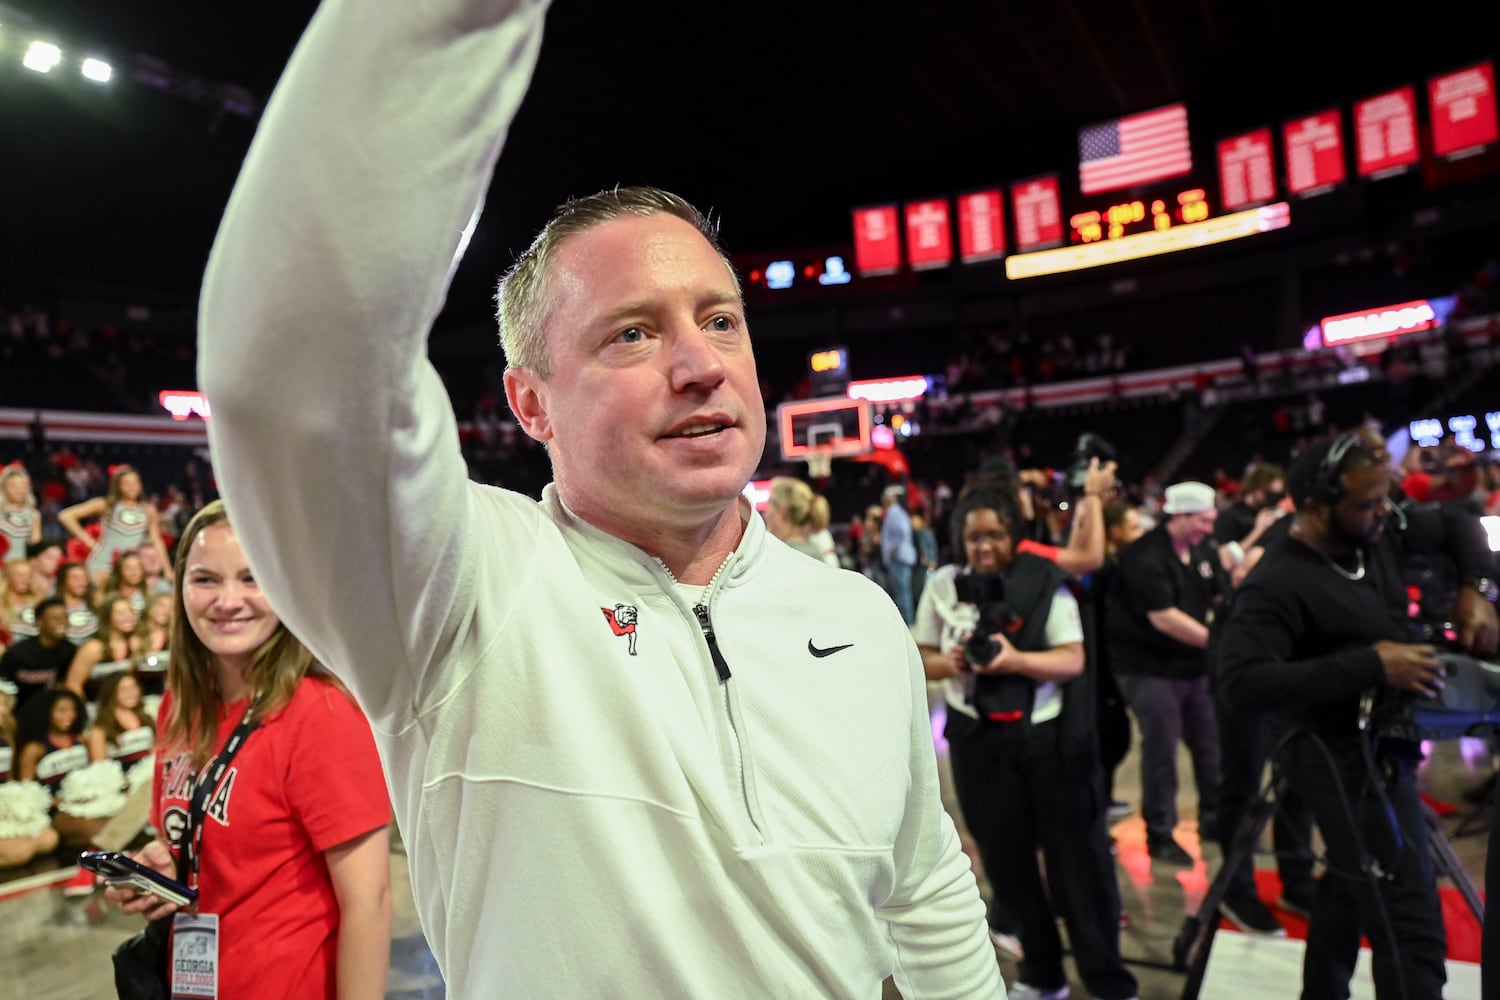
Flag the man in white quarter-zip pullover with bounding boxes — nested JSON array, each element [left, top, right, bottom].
[[195, 2, 1003, 997]]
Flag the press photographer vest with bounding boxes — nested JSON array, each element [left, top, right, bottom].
[[971, 553, 1089, 758]]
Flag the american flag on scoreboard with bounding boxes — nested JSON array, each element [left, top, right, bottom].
[[1078, 104, 1193, 195]]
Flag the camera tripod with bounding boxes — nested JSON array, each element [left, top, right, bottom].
[[1171, 772, 1485, 1000]]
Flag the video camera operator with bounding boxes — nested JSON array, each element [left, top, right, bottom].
[[1219, 432, 1499, 1000], [914, 482, 1137, 1000]]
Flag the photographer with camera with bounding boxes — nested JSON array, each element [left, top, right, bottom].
[[915, 482, 1138, 1000], [1219, 432, 1498, 1000]]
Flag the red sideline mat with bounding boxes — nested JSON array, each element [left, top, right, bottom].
[[1218, 869, 1483, 962]]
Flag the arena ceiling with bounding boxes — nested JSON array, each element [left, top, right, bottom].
[[1, 0, 1483, 328]]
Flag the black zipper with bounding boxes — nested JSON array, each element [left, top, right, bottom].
[[693, 603, 732, 681]]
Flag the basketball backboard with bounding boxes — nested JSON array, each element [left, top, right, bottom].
[[776, 397, 873, 462]]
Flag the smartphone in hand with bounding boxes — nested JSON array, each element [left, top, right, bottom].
[[80, 850, 198, 908]]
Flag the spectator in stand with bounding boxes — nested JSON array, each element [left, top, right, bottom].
[[1106, 481, 1229, 865], [85, 672, 155, 775], [105, 550, 150, 617], [0, 598, 72, 713], [0, 463, 42, 564], [881, 485, 918, 624], [13, 687, 103, 844], [136, 540, 175, 598], [27, 538, 63, 598], [108, 502, 392, 1000], [65, 594, 142, 699], [1, 559, 40, 648], [58, 464, 171, 592], [0, 683, 60, 869], [764, 477, 837, 565], [56, 562, 98, 646], [912, 512, 940, 602]]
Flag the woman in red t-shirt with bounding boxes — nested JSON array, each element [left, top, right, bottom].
[[107, 501, 392, 999]]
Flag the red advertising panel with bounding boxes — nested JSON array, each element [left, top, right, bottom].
[[1429, 62, 1499, 159], [1354, 86, 1419, 177], [957, 189, 1006, 263], [1283, 110, 1347, 196], [851, 205, 901, 276], [903, 198, 953, 270], [1217, 129, 1277, 210], [1011, 175, 1063, 251]]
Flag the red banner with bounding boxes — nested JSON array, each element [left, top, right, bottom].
[[957, 189, 1006, 263], [1354, 86, 1419, 177], [1430, 62, 1499, 160], [903, 199, 953, 270], [1283, 110, 1347, 196], [1217, 129, 1277, 211], [1011, 176, 1063, 251], [851, 205, 901, 276]]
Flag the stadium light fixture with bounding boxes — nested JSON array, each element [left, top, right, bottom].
[[81, 57, 112, 83], [22, 40, 62, 73]]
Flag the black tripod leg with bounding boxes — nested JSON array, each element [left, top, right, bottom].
[[1425, 804, 1485, 924], [1175, 774, 1288, 1000]]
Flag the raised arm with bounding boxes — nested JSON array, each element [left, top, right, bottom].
[[65, 638, 105, 696], [197, 1, 551, 719], [57, 497, 106, 550]]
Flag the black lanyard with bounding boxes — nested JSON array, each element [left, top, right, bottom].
[[183, 709, 259, 888]]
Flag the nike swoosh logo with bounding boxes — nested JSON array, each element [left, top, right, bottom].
[[808, 640, 854, 658]]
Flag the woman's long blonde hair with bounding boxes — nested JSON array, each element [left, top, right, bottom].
[[768, 477, 830, 534], [163, 500, 326, 768]]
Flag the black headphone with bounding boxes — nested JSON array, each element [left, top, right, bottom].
[[1310, 432, 1363, 505]]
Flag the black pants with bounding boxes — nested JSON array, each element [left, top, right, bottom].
[[1116, 672, 1221, 845], [1281, 733, 1445, 1000], [1215, 702, 1316, 900], [946, 710, 1138, 1000]]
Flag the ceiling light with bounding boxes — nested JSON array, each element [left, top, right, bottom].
[[23, 40, 62, 73]]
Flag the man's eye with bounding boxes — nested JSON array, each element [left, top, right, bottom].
[[614, 327, 644, 344], [707, 315, 736, 332]]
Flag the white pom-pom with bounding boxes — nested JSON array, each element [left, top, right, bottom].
[[127, 754, 156, 793], [57, 760, 128, 819], [0, 781, 54, 839]]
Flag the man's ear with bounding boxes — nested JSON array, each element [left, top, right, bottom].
[[504, 368, 553, 443]]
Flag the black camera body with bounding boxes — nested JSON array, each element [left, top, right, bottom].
[[1068, 432, 1118, 491], [953, 572, 1023, 668], [953, 572, 1034, 727]]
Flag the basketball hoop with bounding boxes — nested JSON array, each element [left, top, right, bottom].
[[806, 446, 833, 481]]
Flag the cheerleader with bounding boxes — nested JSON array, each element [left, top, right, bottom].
[[58, 465, 170, 592], [0, 464, 41, 565], [86, 673, 155, 774], [65, 594, 142, 699]]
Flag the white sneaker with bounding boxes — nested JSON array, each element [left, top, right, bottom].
[[1007, 984, 1069, 1000], [988, 928, 1024, 960]]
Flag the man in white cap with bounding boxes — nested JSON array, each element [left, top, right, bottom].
[[1104, 481, 1229, 865]]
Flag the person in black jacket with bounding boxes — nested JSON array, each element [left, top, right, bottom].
[[1219, 433, 1499, 1000], [1106, 481, 1229, 865], [915, 482, 1137, 1000]]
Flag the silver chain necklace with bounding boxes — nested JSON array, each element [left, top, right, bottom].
[[1320, 548, 1366, 581]]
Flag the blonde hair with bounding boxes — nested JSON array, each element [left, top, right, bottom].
[[0, 465, 34, 506], [163, 501, 331, 768], [494, 186, 739, 378], [769, 477, 830, 533], [93, 594, 144, 661]]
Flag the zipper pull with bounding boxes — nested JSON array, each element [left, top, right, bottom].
[[693, 603, 732, 682]]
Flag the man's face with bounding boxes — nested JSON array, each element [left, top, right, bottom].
[[1329, 463, 1392, 548], [1174, 509, 1217, 546], [37, 604, 67, 642], [507, 214, 766, 536]]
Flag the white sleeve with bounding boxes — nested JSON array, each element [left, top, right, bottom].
[[197, 0, 551, 722], [880, 640, 1005, 999], [1043, 585, 1084, 647]]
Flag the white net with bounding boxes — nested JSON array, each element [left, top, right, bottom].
[[806, 447, 833, 480]]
